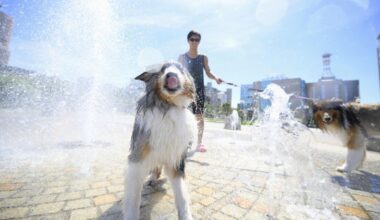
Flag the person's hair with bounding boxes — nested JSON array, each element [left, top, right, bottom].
[[187, 30, 201, 40]]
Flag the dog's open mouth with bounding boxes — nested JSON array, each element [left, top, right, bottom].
[[164, 72, 180, 92]]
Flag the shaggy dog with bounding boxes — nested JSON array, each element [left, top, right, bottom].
[[312, 101, 380, 173], [123, 62, 197, 220]]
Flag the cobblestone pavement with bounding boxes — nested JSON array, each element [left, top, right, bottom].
[[0, 113, 379, 220]]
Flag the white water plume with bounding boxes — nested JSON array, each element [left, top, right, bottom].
[[0, 0, 133, 175], [252, 83, 342, 219]]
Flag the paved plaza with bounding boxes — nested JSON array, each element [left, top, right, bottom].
[[0, 112, 379, 220]]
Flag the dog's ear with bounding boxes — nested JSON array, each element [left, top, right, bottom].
[[312, 102, 320, 112], [136, 62, 166, 82], [135, 71, 155, 82]]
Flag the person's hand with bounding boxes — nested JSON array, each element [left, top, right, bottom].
[[216, 78, 223, 85]]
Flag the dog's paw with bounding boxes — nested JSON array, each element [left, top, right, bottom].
[[336, 166, 345, 173], [336, 165, 351, 173]]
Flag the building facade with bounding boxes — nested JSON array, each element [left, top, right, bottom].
[[246, 78, 307, 112], [240, 84, 254, 108], [205, 82, 232, 108], [205, 82, 219, 107], [226, 88, 232, 105], [240, 76, 359, 123], [0, 11, 13, 65], [306, 77, 359, 102], [378, 34, 380, 92], [240, 53, 360, 111]]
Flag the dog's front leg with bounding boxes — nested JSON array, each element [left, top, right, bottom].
[[337, 145, 366, 173], [165, 165, 192, 220], [123, 162, 146, 220]]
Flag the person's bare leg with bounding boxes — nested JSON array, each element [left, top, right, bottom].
[[196, 114, 206, 152]]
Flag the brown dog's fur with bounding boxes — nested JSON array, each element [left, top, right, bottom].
[[312, 101, 380, 172]]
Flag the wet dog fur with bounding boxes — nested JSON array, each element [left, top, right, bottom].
[[312, 101, 380, 173], [123, 62, 197, 220]]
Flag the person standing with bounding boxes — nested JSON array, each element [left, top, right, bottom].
[[178, 30, 223, 152]]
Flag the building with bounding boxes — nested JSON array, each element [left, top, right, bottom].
[[377, 34, 380, 92], [246, 78, 307, 111], [225, 88, 232, 105], [307, 53, 359, 102], [240, 84, 254, 108], [241, 76, 359, 123], [239, 53, 360, 122], [205, 82, 232, 107], [205, 82, 219, 107], [306, 77, 359, 102], [0, 10, 13, 65], [217, 93, 226, 105], [241, 53, 359, 106]]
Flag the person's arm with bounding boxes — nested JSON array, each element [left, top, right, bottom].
[[203, 55, 222, 84]]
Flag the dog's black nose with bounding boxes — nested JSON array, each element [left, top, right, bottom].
[[166, 72, 177, 78], [322, 112, 333, 123], [323, 115, 332, 122]]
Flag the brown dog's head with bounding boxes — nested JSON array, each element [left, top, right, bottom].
[[312, 101, 344, 131], [135, 61, 196, 108]]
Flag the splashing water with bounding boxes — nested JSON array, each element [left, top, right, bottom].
[[259, 83, 292, 122], [0, 0, 136, 175], [252, 83, 341, 219], [0, 2, 356, 219], [49, 0, 121, 142]]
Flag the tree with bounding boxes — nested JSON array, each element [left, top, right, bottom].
[[221, 103, 232, 116], [237, 105, 245, 121], [204, 102, 214, 118]]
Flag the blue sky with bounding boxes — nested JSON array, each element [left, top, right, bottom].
[[2, 0, 380, 107]]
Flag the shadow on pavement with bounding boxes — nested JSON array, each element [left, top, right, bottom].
[[187, 158, 210, 166], [331, 170, 380, 194], [98, 179, 167, 220], [186, 150, 210, 166], [97, 200, 123, 220]]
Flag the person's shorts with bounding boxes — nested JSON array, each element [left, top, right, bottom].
[[190, 92, 205, 115]]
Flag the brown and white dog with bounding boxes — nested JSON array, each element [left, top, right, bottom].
[[123, 62, 197, 220], [312, 101, 380, 173]]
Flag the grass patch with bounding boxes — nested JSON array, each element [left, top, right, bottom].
[[241, 121, 254, 126], [205, 118, 224, 123]]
